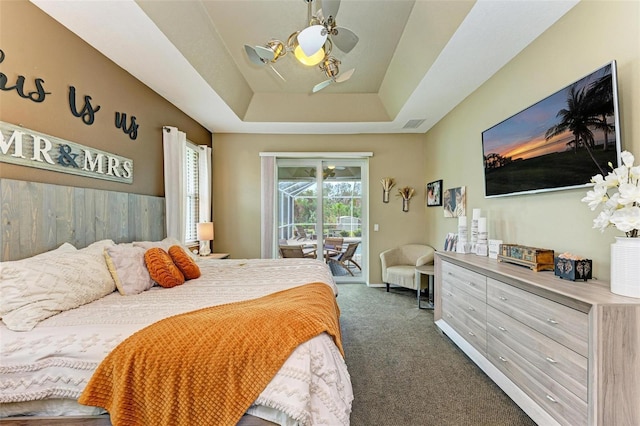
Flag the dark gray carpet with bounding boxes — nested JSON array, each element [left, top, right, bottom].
[[337, 283, 537, 426]]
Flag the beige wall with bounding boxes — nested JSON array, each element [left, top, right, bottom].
[[0, 1, 210, 197], [212, 133, 427, 283], [423, 0, 640, 281]]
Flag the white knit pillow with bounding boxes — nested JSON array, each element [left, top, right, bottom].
[[0, 244, 116, 331], [104, 245, 154, 295]]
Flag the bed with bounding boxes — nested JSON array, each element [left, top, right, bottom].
[[0, 237, 353, 425]]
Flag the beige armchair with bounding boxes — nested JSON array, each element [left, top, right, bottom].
[[380, 244, 435, 292]]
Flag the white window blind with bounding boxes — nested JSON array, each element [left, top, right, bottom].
[[185, 142, 200, 244]]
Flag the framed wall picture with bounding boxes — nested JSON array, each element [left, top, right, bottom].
[[426, 180, 442, 207], [443, 186, 466, 218]]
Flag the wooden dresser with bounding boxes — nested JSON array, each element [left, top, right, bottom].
[[434, 251, 640, 426]]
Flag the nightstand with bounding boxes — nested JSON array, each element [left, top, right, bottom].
[[200, 253, 230, 259]]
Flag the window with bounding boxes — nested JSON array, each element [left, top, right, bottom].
[[185, 141, 200, 244]]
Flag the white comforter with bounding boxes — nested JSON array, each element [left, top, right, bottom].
[[0, 258, 353, 425]]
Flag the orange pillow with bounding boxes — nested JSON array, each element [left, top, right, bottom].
[[168, 245, 201, 280], [144, 248, 185, 288]]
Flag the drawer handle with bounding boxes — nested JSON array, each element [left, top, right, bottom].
[[468, 282, 476, 287], [547, 318, 559, 325], [468, 331, 475, 337], [498, 356, 508, 362], [446, 313, 453, 318], [498, 326, 507, 332], [447, 292, 453, 297], [467, 306, 475, 311], [545, 395, 558, 403], [499, 296, 508, 301], [546, 357, 557, 364]]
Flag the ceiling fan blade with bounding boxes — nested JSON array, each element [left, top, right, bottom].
[[331, 27, 359, 53], [297, 25, 327, 57], [255, 46, 276, 62], [335, 68, 355, 83], [312, 79, 333, 93], [269, 65, 286, 82], [321, 0, 341, 22], [244, 45, 266, 66]]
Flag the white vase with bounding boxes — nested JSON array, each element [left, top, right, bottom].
[[610, 236, 640, 298]]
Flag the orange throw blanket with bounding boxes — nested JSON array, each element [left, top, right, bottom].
[[78, 282, 343, 426]]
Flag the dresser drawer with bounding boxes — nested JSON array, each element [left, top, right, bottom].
[[442, 297, 486, 354], [487, 278, 588, 357], [487, 306, 587, 402], [442, 279, 486, 328], [442, 261, 486, 302], [488, 335, 587, 426]]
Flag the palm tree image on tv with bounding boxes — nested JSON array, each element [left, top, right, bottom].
[[482, 62, 619, 197]]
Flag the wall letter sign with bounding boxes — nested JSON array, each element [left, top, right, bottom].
[[0, 121, 133, 184]]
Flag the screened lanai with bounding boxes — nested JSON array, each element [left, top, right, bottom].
[[277, 163, 364, 279]]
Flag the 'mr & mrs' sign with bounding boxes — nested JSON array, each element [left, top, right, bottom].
[[0, 121, 134, 184]]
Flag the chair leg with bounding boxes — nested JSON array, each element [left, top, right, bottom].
[[386, 283, 389, 292], [341, 262, 354, 276]]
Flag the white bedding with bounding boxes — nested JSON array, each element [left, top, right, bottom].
[[0, 258, 353, 425]]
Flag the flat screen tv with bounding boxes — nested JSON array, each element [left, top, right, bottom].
[[482, 61, 622, 198]]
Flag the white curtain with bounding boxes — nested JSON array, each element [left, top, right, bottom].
[[198, 145, 212, 222], [260, 155, 276, 259], [162, 126, 186, 243]]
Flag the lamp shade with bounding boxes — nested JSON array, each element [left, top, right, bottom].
[[197, 222, 214, 241]]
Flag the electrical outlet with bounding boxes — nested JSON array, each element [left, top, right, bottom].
[[374, 224, 379, 231]]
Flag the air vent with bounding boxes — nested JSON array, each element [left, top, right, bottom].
[[403, 119, 426, 129]]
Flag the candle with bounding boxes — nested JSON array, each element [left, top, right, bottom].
[[473, 208, 481, 220], [478, 217, 487, 233], [458, 216, 467, 227]]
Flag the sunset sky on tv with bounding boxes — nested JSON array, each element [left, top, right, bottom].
[[482, 65, 612, 161]]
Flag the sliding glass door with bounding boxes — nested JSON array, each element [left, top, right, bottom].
[[276, 158, 367, 282]]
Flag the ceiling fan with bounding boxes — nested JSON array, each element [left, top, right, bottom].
[[244, 0, 358, 92], [307, 166, 337, 179]]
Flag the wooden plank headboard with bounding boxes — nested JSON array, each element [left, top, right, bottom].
[[0, 178, 166, 261]]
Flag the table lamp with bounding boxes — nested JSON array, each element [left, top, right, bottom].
[[197, 222, 214, 256]]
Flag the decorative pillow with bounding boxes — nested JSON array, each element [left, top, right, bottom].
[[0, 247, 115, 331], [104, 245, 154, 295], [144, 248, 185, 288], [84, 239, 116, 252], [134, 238, 200, 263], [168, 245, 201, 280]]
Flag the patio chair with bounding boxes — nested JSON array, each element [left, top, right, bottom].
[[279, 245, 317, 259], [295, 225, 310, 240], [323, 237, 344, 261], [327, 242, 361, 276]]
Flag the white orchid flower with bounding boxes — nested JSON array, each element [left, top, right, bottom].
[[585, 150, 639, 237], [621, 150, 635, 168], [603, 170, 621, 188], [593, 210, 612, 232], [618, 182, 640, 206], [609, 206, 640, 233], [604, 192, 620, 211], [581, 185, 608, 210]]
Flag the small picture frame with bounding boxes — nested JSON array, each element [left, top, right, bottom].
[[443, 186, 466, 218], [426, 180, 442, 207]]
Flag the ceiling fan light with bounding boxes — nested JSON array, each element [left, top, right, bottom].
[[297, 25, 327, 57], [294, 44, 325, 66]]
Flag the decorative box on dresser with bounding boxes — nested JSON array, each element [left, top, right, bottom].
[[434, 251, 640, 426]]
